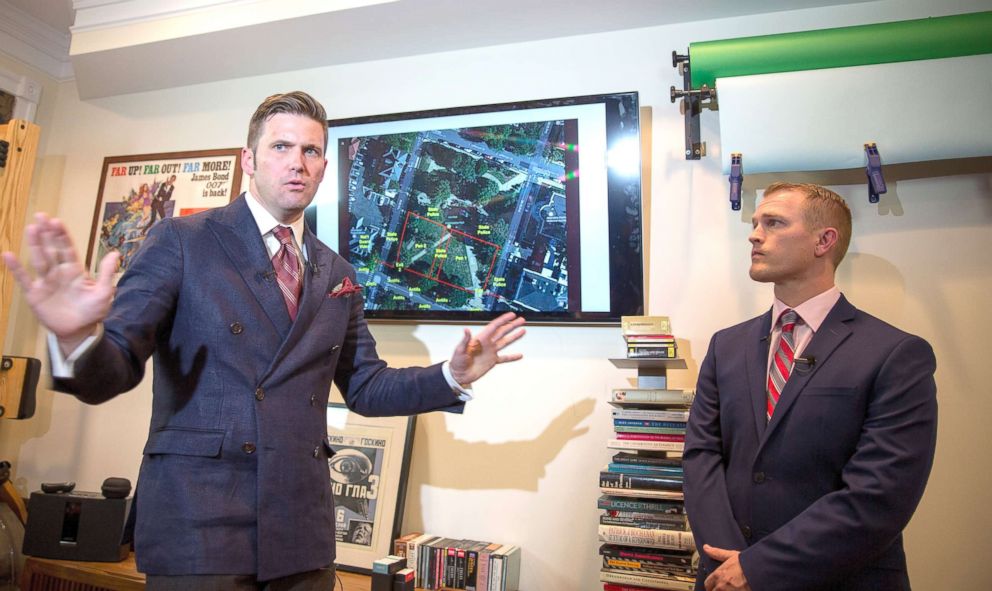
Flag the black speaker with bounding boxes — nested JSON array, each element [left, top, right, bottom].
[[23, 486, 132, 562]]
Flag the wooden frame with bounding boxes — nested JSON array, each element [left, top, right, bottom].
[[85, 149, 243, 273], [326, 403, 416, 574]]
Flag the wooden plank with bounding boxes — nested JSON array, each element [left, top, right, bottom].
[[0, 119, 41, 353]]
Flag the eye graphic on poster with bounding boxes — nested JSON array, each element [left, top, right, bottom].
[[326, 404, 415, 573]]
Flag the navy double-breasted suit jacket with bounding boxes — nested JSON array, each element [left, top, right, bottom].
[[55, 195, 464, 579], [684, 296, 937, 591]]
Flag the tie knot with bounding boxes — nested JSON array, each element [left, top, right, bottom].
[[780, 309, 799, 332], [273, 225, 294, 246]]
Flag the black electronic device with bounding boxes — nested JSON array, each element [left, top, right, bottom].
[[22, 479, 133, 562]]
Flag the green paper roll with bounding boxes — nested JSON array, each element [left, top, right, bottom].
[[689, 11, 992, 89]]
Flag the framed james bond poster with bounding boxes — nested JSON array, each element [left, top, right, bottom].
[[85, 148, 243, 273], [326, 403, 416, 573]]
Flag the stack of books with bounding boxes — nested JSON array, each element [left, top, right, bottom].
[[599, 386, 697, 590], [391, 533, 520, 591], [622, 316, 677, 359]]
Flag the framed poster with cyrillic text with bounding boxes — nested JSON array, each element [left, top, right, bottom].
[[326, 403, 415, 573]]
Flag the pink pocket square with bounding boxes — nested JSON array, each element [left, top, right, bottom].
[[329, 277, 362, 298]]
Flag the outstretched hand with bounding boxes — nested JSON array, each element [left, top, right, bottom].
[[448, 312, 526, 387], [1, 213, 120, 354]]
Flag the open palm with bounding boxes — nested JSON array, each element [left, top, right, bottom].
[[2, 214, 119, 348]]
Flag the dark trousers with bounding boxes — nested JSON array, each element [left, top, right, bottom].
[[146, 566, 336, 590]]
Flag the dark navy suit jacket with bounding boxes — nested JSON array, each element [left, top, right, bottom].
[[55, 195, 464, 579], [684, 296, 937, 591]]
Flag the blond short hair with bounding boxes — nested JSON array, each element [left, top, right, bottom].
[[247, 91, 327, 153], [764, 182, 852, 266]]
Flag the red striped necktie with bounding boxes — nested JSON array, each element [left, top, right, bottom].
[[271, 225, 302, 321], [767, 309, 799, 420]]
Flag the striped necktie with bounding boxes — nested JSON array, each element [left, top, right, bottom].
[[767, 309, 799, 420], [271, 225, 302, 321]]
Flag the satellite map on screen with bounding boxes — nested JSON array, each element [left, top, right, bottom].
[[340, 119, 578, 314]]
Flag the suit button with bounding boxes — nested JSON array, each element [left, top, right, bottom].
[[331, 345, 341, 352], [242, 442, 256, 454], [741, 525, 752, 539], [313, 446, 320, 458], [310, 393, 317, 407], [230, 322, 244, 335], [255, 388, 265, 401], [753, 472, 765, 483]]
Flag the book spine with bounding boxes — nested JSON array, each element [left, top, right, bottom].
[[598, 496, 685, 513], [600, 472, 684, 491], [613, 419, 687, 428], [626, 347, 677, 359], [599, 544, 694, 566], [600, 570, 695, 591], [611, 453, 684, 467], [614, 433, 685, 442], [607, 463, 684, 476], [602, 557, 693, 576], [612, 390, 694, 404], [600, 488, 685, 500], [608, 439, 685, 452], [600, 515, 690, 531], [598, 524, 695, 550], [614, 426, 686, 435], [612, 410, 691, 421], [490, 553, 503, 591]]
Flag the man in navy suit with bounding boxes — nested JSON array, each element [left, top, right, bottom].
[[3, 92, 525, 590], [683, 183, 937, 591]]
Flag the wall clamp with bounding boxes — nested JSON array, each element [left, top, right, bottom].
[[864, 142, 887, 203], [671, 51, 717, 160]]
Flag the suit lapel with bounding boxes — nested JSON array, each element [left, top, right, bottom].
[[762, 296, 856, 442], [206, 194, 293, 336], [287, 226, 336, 334], [747, 309, 774, 440]]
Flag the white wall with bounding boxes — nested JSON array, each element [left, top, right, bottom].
[[2, 0, 991, 589]]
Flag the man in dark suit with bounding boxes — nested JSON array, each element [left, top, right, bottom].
[[143, 173, 176, 232], [683, 183, 937, 591], [3, 91, 525, 590]]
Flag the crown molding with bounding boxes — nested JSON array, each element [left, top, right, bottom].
[[0, 0, 73, 81]]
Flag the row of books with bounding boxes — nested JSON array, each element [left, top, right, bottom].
[[622, 315, 677, 359], [607, 389, 693, 454], [392, 533, 520, 591]]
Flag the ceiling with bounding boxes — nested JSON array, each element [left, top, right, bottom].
[[1, 0, 879, 98]]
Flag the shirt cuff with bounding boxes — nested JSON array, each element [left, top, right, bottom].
[[48, 325, 103, 379], [441, 361, 473, 402]]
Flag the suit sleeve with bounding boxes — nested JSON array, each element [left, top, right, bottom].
[[739, 335, 938, 589], [332, 272, 465, 417], [52, 219, 183, 403], [684, 332, 749, 577]]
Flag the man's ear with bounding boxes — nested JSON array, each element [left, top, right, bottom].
[[241, 147, 255, 176], [814, 227, 839, 258]]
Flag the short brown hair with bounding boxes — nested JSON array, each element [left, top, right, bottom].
[[764, 182, 852, 266], [247, 91, 327, 153]]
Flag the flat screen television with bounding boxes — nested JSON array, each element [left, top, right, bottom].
[[306, 91, 644, 324]]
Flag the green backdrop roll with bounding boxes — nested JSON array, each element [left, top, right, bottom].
[[689, 11, 992, 89]]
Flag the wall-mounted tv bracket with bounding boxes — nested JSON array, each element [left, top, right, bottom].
[[670, 51, 717, 160], [864, 142, 887, 203]]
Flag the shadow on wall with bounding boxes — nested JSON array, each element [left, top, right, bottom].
[[406, 397, 593, 494]]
